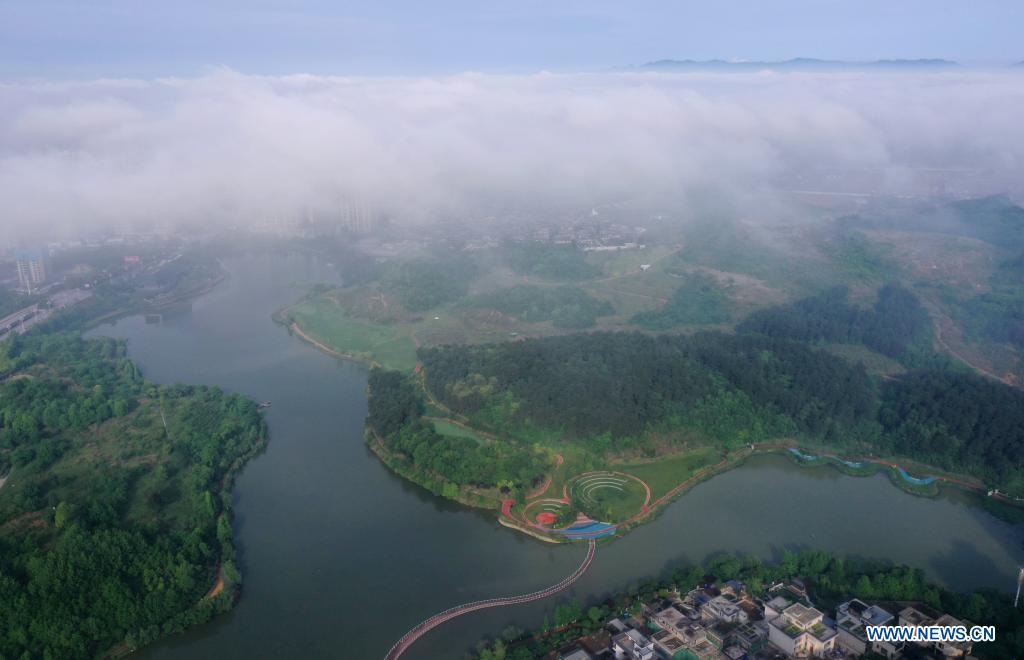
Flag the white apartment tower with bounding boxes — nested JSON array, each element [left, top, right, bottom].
[[16, 248, 49, 293]]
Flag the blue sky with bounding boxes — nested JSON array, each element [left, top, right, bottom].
[[1, 1, 1022, 79]]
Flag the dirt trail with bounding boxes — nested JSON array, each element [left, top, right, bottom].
[[933, 317, 1012, 385]]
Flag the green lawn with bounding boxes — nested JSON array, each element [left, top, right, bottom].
[[618, 447, 721, 500], [289, 300, 419, 372], [430, 418, 488, 443], [570, 472, 649, 523], [585, 245, 675, 278], [819, 342, 906, 378]]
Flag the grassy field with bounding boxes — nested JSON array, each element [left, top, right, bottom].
[[585, 245, 677, 278], [288, 299, 419, 372], [287, 241, 761, 368], [617, 447, 721, 500], [430, 418, 488, 443], [819, 342, 906, 378], [570, 472, 649, 523], [286, 237, 797, 367]]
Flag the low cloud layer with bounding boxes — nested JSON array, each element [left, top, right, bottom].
[[1, 69, 1022, 242]]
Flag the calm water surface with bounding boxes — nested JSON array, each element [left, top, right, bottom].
[[88, 254, 1024, 659]]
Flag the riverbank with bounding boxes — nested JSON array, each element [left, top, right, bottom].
[[82, 254, 1024, 659], [287, 308, 1022, 545], [288, 321, 384, 368], [365, 431, 499, 511], [81, 265, 227, 333]]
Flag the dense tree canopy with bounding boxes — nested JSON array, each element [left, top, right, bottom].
[[878, 369, 1024, 485], [737, 283, 932, 360], [0, 289, 35, 320], [366, 369, 549, 493], [414, 328, 1024, 493], [0, 333, 265, 658], [960, 253, 1024, 350], [420, 331, 877, 444], [381, 253, 478, 311]]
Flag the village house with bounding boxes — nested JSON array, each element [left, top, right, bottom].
[[700, 594, 749, 625], [766, 602, 838, 657], [898, 607, 974, 657], [611, 627, 655, 660], [557, 647, 593, 660], [835, 598, 902, 658]]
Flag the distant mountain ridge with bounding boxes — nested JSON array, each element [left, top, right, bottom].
[[635, 58, 960, 71]]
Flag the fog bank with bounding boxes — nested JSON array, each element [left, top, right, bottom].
[[1, 69, 1022, 242]]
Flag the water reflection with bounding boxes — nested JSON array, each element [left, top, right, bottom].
[[86, 253, 1024, 660]]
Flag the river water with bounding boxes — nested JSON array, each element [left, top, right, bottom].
[[87, 253, 1024, 659]]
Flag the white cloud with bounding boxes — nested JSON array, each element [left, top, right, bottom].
[[0, 69, 1022, 241]]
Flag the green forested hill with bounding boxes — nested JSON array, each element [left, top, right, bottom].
[[737, 283, 932, 361], [0, 333, 265, 658], [879, 369, 1024, 489], [420, 331, 878, 445], [412, 329, 1024, 493], [366, 369, 550, 498]]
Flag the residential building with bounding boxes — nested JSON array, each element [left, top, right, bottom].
[[766, 602, 837, 657], [607, 618, 630, 635], [558, 648, 593, 660], [722, 645, 746, 660], [932, 613, 974, 657], [730, 621, 767, 653], [651, 629, 687, 658], [673, 623, 721, 659], [903, 611, 975, 658], [901, 606, 974, 655], [701, 595, 749, 625], [612, 628, 655, 660], [835, 599, 902, 658], [763, 594, 796, 620], [652, 605, 690, 632], [897, 606, 934, 629], [15, 248, 48, 293]]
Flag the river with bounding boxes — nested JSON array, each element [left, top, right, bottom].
[[87, 253, 1024, 659]]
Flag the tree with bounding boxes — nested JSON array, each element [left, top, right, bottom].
[[54, 501, 71, 529], [854, 575, 875, 599]]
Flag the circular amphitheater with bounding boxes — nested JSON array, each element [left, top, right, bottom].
[[568, 471, 650, 524], [523, 498, 570, 526]]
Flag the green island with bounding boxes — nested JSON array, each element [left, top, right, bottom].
[[0, 246, 265, 658], [279, 196, 1024, 543]]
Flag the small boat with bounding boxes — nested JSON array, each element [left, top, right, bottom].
[[258, 401, 272, 409]]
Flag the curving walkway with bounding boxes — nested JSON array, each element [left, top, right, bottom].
[[384, 539, 596, 660]]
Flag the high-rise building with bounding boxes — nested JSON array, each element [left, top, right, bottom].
[[340, 197, 374, 234], [15, 248, 49, 293]]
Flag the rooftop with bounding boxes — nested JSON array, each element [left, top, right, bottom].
[[651, 629, 685, 651], [840, 599, 893, 626], [784, 603, 823, 629], [899, 606, 935, 627], [655, 606, 687, 626]]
